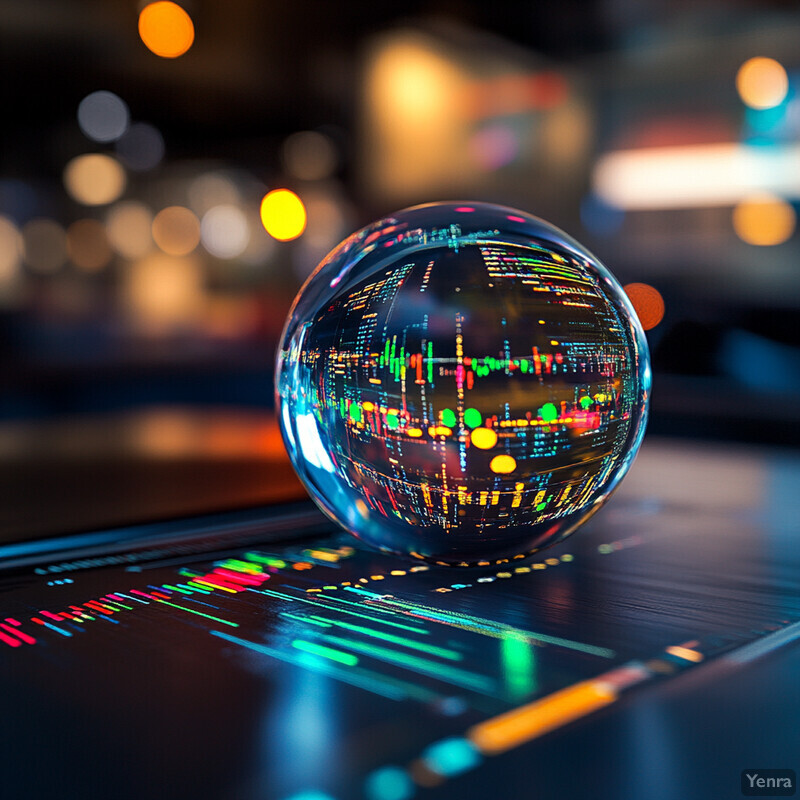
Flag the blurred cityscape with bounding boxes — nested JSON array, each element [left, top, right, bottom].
[[1, 0, 799, 450]]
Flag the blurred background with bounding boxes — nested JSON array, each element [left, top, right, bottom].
[[1, 0, 799, 538]]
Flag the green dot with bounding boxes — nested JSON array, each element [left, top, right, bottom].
[[440, 408, 457, 428], [536, 502, 546, 511], [349, 402, 362, 423], [539, 402, 558, 422], [386, 413, 399, 429], [463, 408, 482, 429], [579, 396, 593, 409]]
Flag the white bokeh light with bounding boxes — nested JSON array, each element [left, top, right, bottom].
[[200, 205, 250, 259], [77, 91, 130, 143]]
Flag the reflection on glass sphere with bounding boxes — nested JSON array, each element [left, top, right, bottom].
[[276, 202, 650, 565]]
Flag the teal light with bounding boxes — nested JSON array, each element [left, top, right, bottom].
[[364, 766, 414, 800], [422, 737, 481, 777], [501, 631, 536, 698], [292, 639, 359, 666]]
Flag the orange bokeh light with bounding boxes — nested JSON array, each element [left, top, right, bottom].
[[732, 193, 796, 246], [623, 283, 665, 331], [138, 2, 195, 59], [736, 57, 788, 110]]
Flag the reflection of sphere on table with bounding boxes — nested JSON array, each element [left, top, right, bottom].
[[277, 202, 650, 565]]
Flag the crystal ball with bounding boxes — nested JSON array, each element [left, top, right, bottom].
[[276, 202, 650, 566]]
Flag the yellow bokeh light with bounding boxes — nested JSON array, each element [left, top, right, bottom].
[[123, 253, 204, 333], [260, 189, 307, 241], [138, 1, 195, 59], [64, 154, 126, 206], [107, 201, 154, 259], [471, 427, 498, 450], [489, 454, 517, 474], [152, 206, 200, 256], [736, 57, 789, 110], [365, 34, 463, 198], [732, 193, 796, 246]]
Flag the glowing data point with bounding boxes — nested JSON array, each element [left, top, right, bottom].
[[277, 202, 650, 565]]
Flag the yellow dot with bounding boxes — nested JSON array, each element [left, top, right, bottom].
[[732, 193, 795, 246], [736, 57, 788, 109], [138, 2, 195, 59], [260, 189, 306, 241], [470, 427, 498, 449], [489, 454, 516, 474]]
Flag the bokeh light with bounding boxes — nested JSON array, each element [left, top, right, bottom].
[[115, 122, 165, 171], [63, 154, 126, 206], [260, 189, 306, 241], [123, 253, 204, 333], [736, 57, 789, 110], [66, 219, 112, 272], [106, 201, 154, 259], [200, 205, 250, 259], [77, 91, 130, 143], [282, 131, 338, 181], [22, 219, 67, 274], [470, 427, 498, 450], [732, 193, 796, 246], [188, 171, 241, 217], [138, 1, 195, 59], [489, 454, 517, 474], [468, 124, 518, 170], [623, 283, 665, 331], [152, 206, 200, 255], [0, 215, 23, 288], [365, 35, 462, 198]]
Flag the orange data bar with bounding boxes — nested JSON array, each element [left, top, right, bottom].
[[665, 645, 704, 663], [468, 680, 616, 755]]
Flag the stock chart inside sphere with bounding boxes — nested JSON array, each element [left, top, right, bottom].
[[276, 203, 651, 565]]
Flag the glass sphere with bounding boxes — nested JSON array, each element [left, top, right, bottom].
[[276, 202, 650, 566]]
